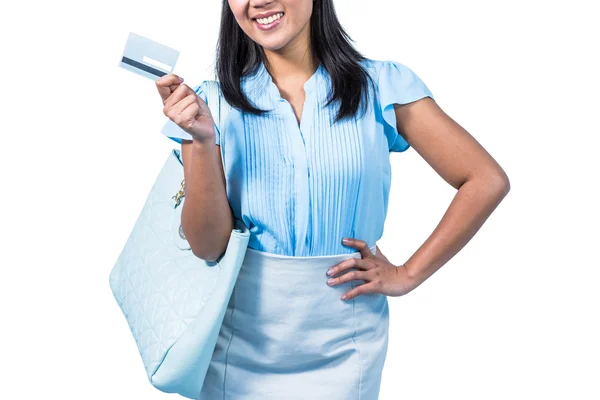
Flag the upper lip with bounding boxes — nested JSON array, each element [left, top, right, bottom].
[[252, 11, 284, 20]]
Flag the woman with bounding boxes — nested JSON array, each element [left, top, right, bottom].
[[156, 0, 510, 398]]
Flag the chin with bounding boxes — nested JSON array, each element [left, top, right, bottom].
[[261, 43, 288, 52], [254, 36, 289, 52]]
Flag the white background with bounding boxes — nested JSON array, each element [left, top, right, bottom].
[[2, 0, 599, 399]]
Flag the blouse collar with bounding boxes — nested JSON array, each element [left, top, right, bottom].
[[241, 60, 329, 106]]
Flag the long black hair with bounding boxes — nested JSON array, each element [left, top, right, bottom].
[[215, 0, 377, 125]]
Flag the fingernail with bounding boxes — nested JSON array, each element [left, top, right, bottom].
[[327, 278, 335, 285], [326, 269, 334, 276], [178, 77, 184, 82], [341, 294, 347, 300], [342, 238, 350, 244]]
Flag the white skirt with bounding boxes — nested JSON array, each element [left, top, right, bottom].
[[199, 243, 389, 399]]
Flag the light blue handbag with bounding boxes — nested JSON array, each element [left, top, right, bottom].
[[109, 81, 250, 399]]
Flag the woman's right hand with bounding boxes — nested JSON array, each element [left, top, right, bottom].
[[155, 74, 216, 143]]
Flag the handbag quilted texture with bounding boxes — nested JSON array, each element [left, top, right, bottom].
[[109, 80, 249, 399]]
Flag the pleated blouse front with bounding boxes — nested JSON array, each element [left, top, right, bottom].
[[161, 58, 435, 256]]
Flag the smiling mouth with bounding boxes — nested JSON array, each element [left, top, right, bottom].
[[252, 12, 285, 26]]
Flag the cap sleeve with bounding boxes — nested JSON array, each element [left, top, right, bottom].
[[377, 60, 435, 152], [160, 80, 220, 145]]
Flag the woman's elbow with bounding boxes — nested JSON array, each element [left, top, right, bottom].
[[189, 231, 231, 262]]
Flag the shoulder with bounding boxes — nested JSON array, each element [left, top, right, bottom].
[[359, 57, 434, 104], [191, 79, 221, 103], [359, 58, 424, 84], [358, 57, 387, 72]]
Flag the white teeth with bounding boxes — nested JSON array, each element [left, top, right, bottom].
[[256, 12, 283, 25]]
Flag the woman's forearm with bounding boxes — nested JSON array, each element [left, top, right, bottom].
[[181, 139, 234, 261], [403, 173, 510, 287]]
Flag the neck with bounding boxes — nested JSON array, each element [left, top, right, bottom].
[[262, 26, 318, 86]]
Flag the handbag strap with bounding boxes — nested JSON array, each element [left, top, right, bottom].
[[205, 80, 232, 172], [204, 81, 237, 226]]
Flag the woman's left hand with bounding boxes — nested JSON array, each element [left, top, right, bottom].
[[326, 238, 417, 300]]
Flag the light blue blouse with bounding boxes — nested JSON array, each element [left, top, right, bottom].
[[161, 58, 434, 256]]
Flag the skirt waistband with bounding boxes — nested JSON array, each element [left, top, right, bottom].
[[243, 243, 378, 271]]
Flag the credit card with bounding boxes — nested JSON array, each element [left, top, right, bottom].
[[118, 32, 180, 80]]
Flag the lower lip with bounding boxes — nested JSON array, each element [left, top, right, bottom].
[[253, 15, 284, 31]]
